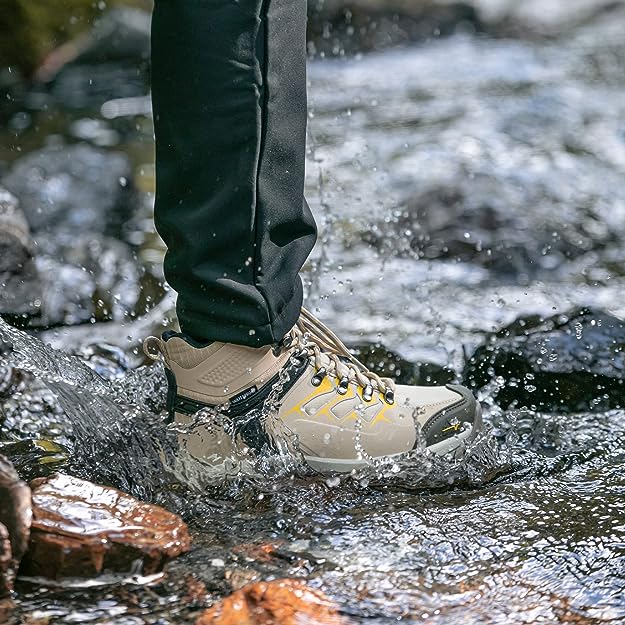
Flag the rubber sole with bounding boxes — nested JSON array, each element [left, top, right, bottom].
[[304, 404, 483, 474]]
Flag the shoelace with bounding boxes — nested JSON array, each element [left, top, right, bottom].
[[291, 308, 396, 404], [142, 308, 396, 404]]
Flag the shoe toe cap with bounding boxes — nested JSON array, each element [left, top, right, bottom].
[[421, 384, 482, 447]]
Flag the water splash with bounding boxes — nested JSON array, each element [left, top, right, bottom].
[[0, 316, 506, 507]]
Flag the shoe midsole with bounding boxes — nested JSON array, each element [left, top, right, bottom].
[[304, 422, 476, 474]]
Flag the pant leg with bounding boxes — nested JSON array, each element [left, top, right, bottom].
[[151, 0, 317, 347]]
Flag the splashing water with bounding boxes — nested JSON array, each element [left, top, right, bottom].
[[0, 316, 505, 507]]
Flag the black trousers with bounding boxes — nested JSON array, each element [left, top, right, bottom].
[[151, 0, 317, 347]]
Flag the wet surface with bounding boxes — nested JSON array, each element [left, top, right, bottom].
[[2, 4, 625, 624]]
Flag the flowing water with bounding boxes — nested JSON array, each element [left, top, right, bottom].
[[3, 9, 625, 624]]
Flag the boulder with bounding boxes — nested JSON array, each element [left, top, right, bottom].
[[0, 232, 143, 329], [196, 579, 348, 625], [19, 473, 191, 580], [1, 143, 133, 235], [463, 308, 625, 412]]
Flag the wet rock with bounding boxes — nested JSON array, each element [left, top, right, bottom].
[[0, 440, 69, 481], [0, 522, 12, 596], [1, 143, 133, 235], [1, 234, 144, 329], [0, 596, 15, 622], [464, 308, 625, 412], [0, 187, 31, 273], [30, 235, 142, 327], [0, 455, 32, 565], [196, 579, 348, 625], [0, 455, 32, 594], [308, 0, 482, 56], [0, 1, 150, 79], [41, 8, 152, 110], [365, 166, 625, 281], [0, 187, 41, 318], [472, 0, 625, 37], [307, 0, 625, 55], [351, 342, 456, 386], [36, 8, 151, 83], [19, 473, 191, 580]]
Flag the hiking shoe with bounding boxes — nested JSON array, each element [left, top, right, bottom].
[[144, 308, 482, 473]]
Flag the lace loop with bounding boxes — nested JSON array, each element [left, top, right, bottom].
[[291, 308, 396, 400], [143, 336, 165, 361]]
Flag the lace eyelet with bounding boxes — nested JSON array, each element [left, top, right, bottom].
[[362, 385, 374, 402], [384, 389, 395, 405], [337, 377, 349, 395], [311, 367, 326, 387]]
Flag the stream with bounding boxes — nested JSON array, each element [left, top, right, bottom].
[[2, 5, 625, 624]]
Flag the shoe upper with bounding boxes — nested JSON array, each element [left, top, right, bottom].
[[144, 308, 480, 463]]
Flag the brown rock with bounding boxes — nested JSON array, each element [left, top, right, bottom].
[[196, 579, 349, 625], [19, 473, 191, 580], [0, 596, 16, 623], [0, 455, 32, 564], [0, 522, 13, 596]]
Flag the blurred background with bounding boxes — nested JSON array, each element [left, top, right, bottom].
[[1, 0, 625, 373]]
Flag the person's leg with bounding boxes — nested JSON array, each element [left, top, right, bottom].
[[151, 0, 316, 348], [146, 0, 483, 473]]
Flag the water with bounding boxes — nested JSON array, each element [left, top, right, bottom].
[[3, 9, 625, 624]]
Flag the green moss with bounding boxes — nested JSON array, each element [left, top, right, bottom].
[[0, 0, 152, 78]]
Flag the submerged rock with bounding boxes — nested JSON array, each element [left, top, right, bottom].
[[464, 308, 625, 412], [196, 579, 348, 625], [1, 143, 133, 235], [19, 473, 191, 581]]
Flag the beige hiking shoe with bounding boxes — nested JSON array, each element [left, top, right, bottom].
[[144, 308, 482, 473]]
